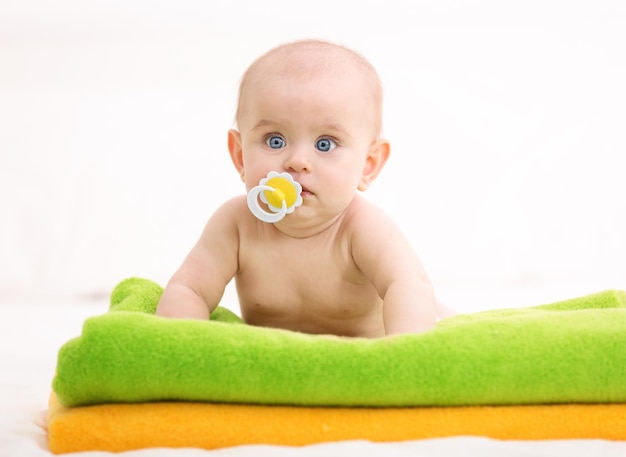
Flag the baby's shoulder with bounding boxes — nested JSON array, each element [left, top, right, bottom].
[[342, 196, 402, 241], [217, 195, 248, 213], [344, 195, 393, 224], [204, 195, 251, 229]]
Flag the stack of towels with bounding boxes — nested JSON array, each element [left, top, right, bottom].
[[48, 278, 626, 453]]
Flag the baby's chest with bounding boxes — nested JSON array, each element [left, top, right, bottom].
[[237, 243, 372, 304], [242, 247, 351, 290]]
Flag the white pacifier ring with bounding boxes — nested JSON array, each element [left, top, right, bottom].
[[247, 172, 303, 223], [247, 185, 289, 223]]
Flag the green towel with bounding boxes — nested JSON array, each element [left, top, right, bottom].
[[53, 277, 626, 408]]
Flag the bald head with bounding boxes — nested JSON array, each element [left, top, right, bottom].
[[235, 40, 384, 136]]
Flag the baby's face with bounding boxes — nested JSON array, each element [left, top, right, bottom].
[[235, 63, 380, 231]]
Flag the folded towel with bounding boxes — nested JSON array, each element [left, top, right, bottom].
[[52, 278, 626, 408], [47, 392, 626, 454]]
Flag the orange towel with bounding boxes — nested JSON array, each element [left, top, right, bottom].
[[47, 393, 626, 454]]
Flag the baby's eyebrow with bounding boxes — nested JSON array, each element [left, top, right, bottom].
[[251, 119, 283, 131], [318, 123, 353, 140], [250, 119, 352, 140]]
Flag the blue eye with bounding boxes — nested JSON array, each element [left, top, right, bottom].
[[316, 138, 336, 152], [266, 135, 285, 149]]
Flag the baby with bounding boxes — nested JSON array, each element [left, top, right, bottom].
[[156, 39, 439, 337]]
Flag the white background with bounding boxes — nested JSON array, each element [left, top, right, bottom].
[[1, 0, 625, 313]]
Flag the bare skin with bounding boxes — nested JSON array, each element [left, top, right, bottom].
[[157, 40, 438, 337]]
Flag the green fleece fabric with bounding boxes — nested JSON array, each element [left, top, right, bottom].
[[53, 278, 626, 408]]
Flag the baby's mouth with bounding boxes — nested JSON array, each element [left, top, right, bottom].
[[300, 186, 313, 197]]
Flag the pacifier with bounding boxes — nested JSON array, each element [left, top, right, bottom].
[[247, 171, 303, 223]]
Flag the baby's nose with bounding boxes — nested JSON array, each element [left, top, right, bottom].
[[284, 145, 311, 173]]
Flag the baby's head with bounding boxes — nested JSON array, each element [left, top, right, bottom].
[[235, 39, 384, 139], [229, 40, 390, 231]]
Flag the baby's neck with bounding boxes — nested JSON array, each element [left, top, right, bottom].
[[270, 213, 345, 239], [269, 198, 361, 239]]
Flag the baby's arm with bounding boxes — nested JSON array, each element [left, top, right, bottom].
[[156, 199, 241, 320], [351, 201, 437, 335]]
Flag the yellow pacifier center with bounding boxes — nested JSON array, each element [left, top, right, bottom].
[[264, 177, 297, 208]]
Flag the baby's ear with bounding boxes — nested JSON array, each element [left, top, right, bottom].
[[228, 129, 245, 181], [358, 139, 390, 191]]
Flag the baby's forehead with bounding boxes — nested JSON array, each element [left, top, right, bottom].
[[251, 46, 373, 86], [237, 42, 383, 134]]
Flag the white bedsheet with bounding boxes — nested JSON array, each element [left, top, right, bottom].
[[2, 284, 626, 456]]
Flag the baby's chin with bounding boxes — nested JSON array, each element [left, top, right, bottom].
[[275, 207, 347, 238]]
